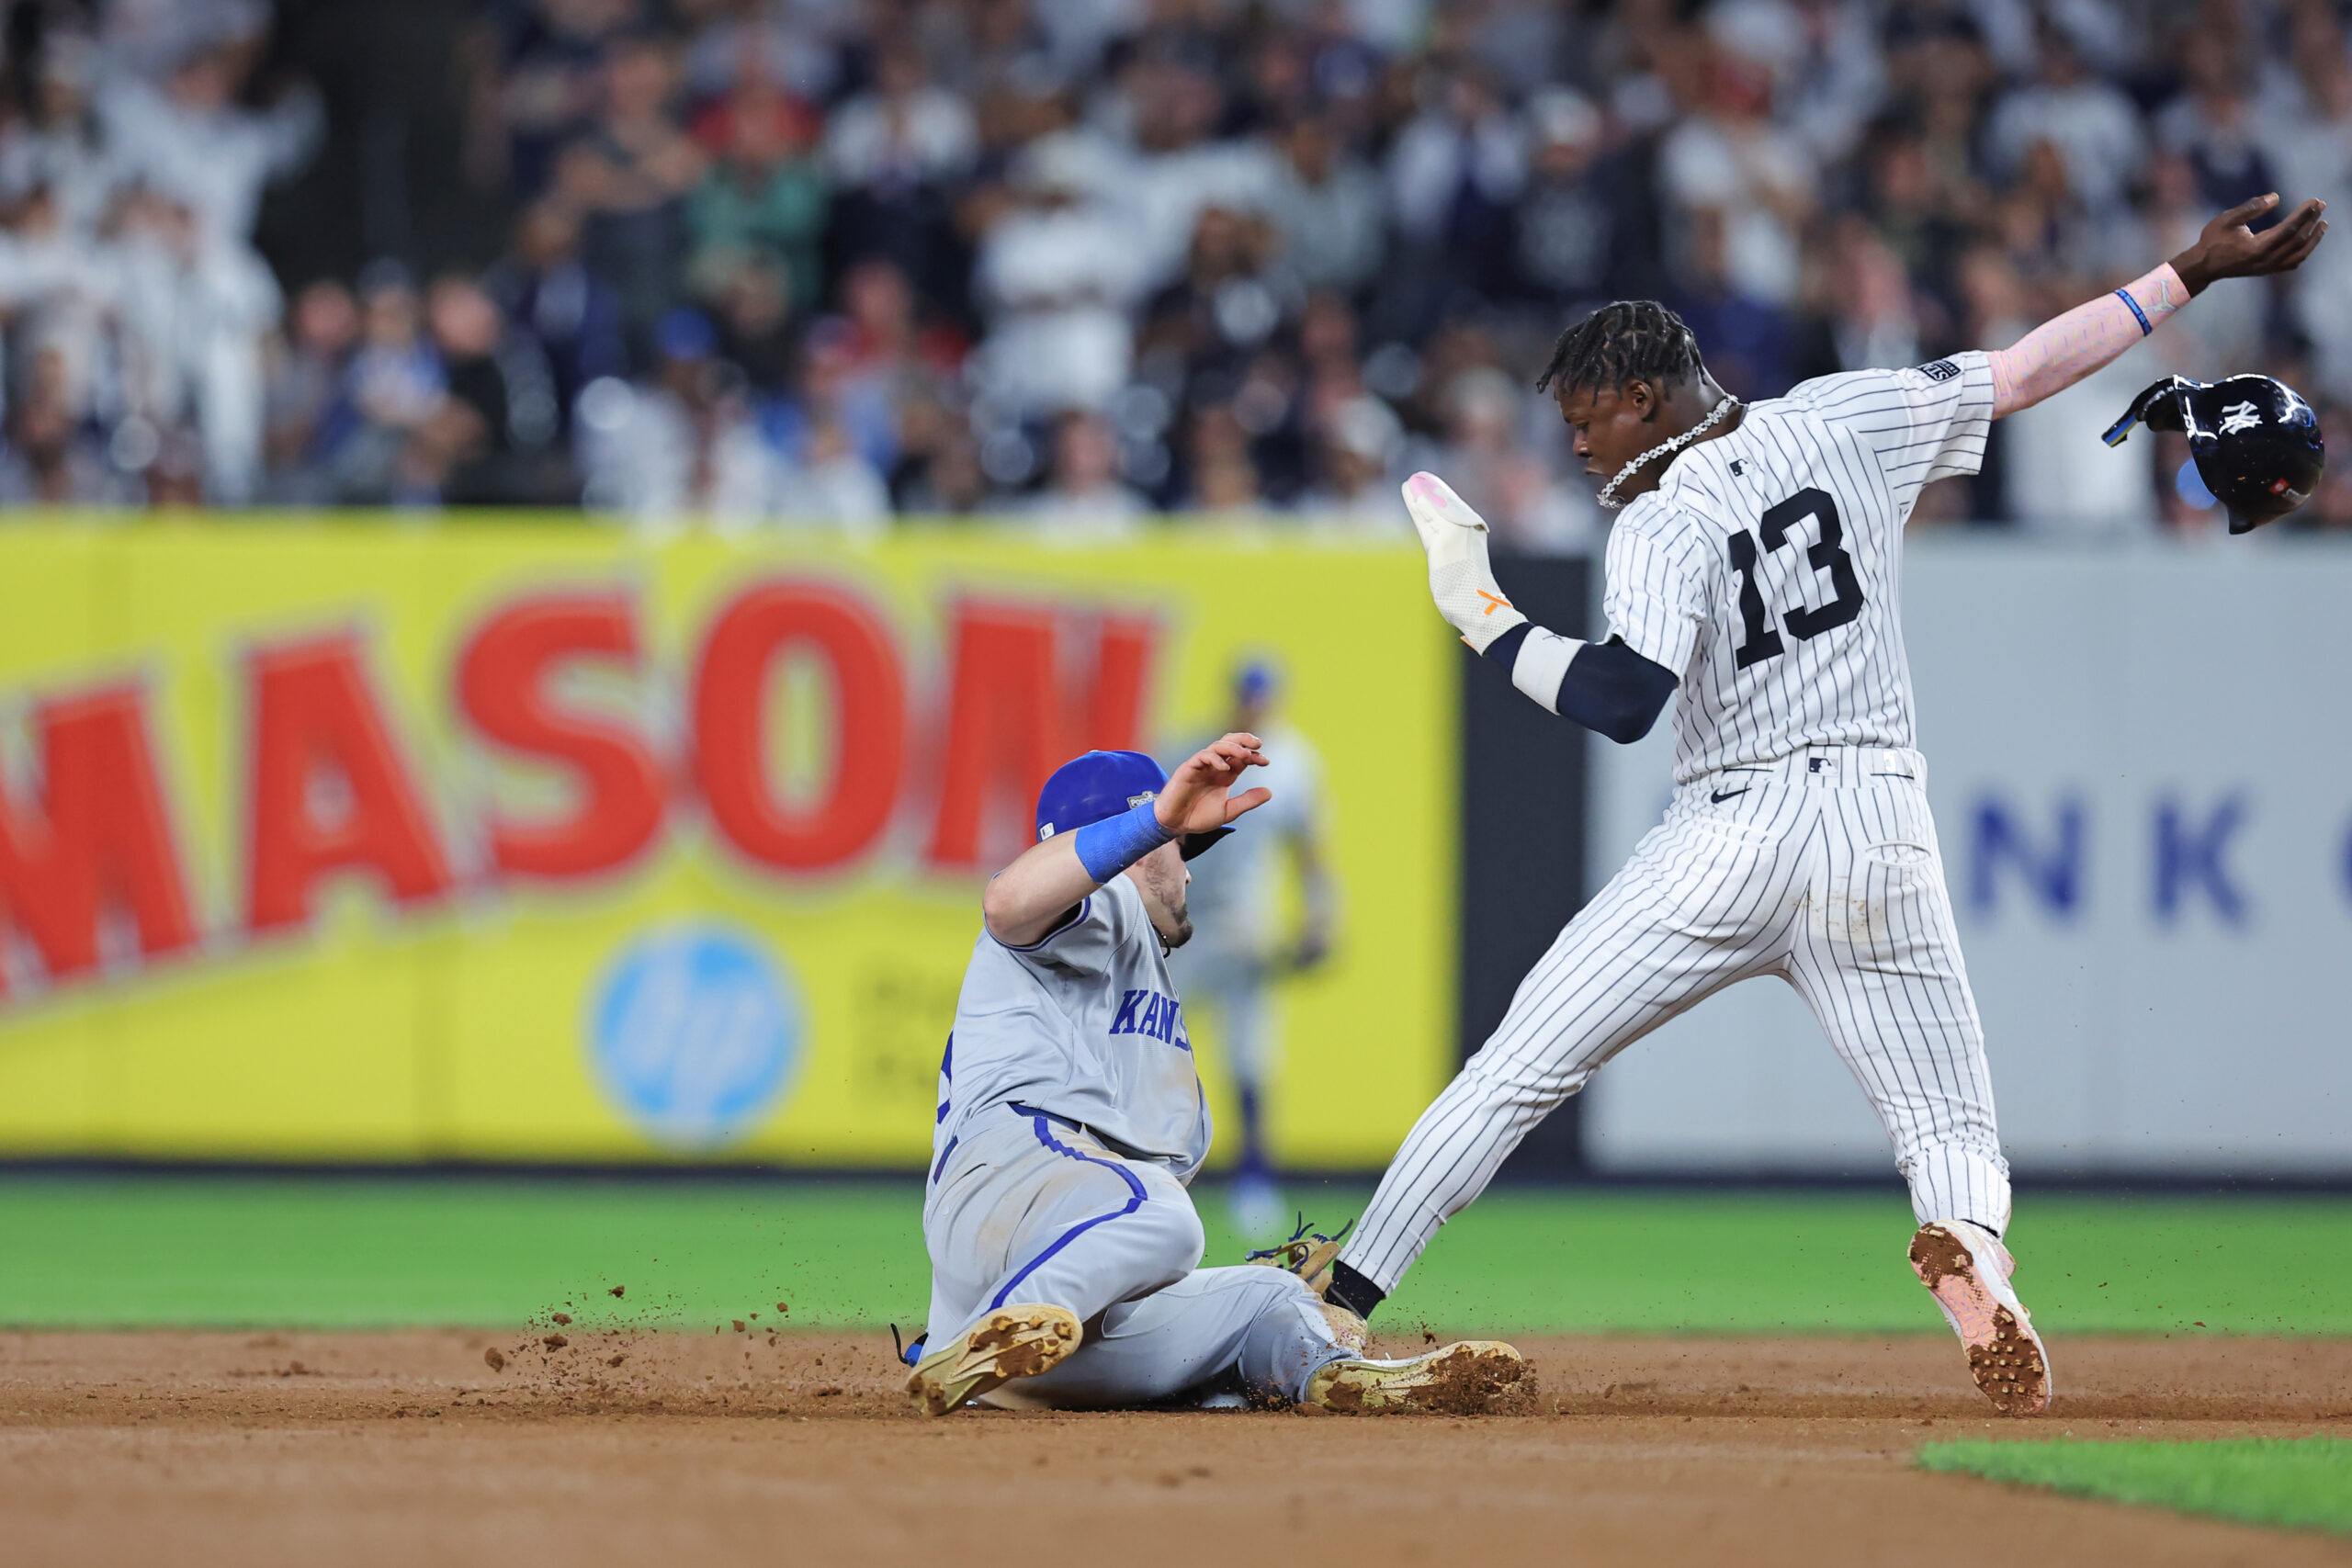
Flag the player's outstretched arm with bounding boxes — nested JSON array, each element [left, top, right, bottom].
[[1987, 194, 2327, 419], [981, 734, 1272, 947], [1402, 472, 1676, 744]]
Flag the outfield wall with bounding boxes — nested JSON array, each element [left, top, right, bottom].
[[1587, 537, 2352, 1179], [0, 525, 1456, 1168], [6, 525, 2344, 1179]]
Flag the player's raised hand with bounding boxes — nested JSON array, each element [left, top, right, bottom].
[[2168, 194, 2328, 295], [1154, 732, 1272, 835], [1402, 471, 1529, 655]]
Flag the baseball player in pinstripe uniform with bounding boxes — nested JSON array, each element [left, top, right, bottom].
[[1314, 194, 2328, 1416], [904, 738, 1523, 1416]]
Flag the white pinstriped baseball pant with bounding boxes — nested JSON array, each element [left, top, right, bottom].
[[1342, 744, 2010, 1292]]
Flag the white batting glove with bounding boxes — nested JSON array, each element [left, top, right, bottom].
[[1402, 471, 1527, 654]]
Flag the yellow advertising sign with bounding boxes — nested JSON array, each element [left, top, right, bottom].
[[0, 524, 1457, 1168]]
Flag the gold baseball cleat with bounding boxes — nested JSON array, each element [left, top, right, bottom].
[[1305, 1340, 1525, 1414], [906, 1304, 1083, 1416]]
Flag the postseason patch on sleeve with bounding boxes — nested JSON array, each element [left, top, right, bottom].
[[1917, 359, 1962, 382]]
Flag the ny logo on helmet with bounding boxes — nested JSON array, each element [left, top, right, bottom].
[[2219, 401, 2263, 435]]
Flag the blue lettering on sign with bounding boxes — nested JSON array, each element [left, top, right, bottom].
[[1969, 795, 2085, 919], [2154, 794, 2249, 925], [1108, 987, 1191, 1051]]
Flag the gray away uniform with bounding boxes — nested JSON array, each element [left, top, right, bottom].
[[922, 874, 1350, 1407]]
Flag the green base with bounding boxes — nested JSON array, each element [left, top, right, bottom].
[[1920, 1438, 2352, 1536], [3, 1176, 2349, 1335]]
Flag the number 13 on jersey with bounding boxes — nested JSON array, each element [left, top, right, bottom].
[[1727, 487, 1868, 671]]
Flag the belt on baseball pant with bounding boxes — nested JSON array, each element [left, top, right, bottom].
[[1699, 745, 1928, 790], [1002, 1100, 1159, 1163], [932, 1101, 1097, 1189], [1006, 1100, 1086, 1133]]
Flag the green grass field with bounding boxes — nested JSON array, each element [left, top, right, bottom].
[[1920, 1438, 2352, 1536], [3, 1176, 2349, 1336]]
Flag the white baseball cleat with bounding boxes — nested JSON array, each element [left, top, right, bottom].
[[1400, 471, 1527, 654], [1910, 1221, 2052, 1416], [905, 1303, 1082, 1416], [1304, 1339, 1525, 1415]]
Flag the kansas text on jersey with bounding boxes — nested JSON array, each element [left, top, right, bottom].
[[933, 874, 1211, 1178]]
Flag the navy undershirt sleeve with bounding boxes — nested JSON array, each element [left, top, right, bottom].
[[1559, 638, 1677, 743], [1479, 626, 1675, 745]]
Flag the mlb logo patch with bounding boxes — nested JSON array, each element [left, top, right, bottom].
[[1918, 359, 1961, 382]]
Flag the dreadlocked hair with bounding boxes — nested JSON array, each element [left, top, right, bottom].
[[1534, 301, 1704, 398]]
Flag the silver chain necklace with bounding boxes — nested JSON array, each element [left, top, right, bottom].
[[1594, 396, 1740, 510]]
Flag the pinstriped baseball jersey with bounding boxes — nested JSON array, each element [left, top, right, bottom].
[[1605, 352, 1994, 783], [1329, 352, 2019, 1330]]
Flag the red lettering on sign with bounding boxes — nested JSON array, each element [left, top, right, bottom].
[[0, 685, 196, 993], [246, 635, 455, 932], [924, 602, 1159, 869], [458, 592, 665, 880], [694, 580, 905, 871], [1090, 615, 1155, 755]]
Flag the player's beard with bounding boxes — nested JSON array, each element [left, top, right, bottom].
[[1157, 896, 1193, 952], [1134, 851, 1193, 950], [1146, 882, 1194, 951]]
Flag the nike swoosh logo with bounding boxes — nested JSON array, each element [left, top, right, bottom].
[[1710, 787, 1749, 804], [1476, 589, 1513, 615]]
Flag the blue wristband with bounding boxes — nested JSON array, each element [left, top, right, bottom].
[[2115, 287, 2153, 336], [1070, 800, 1174, 883]]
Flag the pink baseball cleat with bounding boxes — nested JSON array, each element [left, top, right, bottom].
[[1910, 1220, 2052, 1416]]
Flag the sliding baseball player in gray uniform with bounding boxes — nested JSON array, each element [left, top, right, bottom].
[[904, 738, 1521, 1416], [1312, 195, 2327, 1417]]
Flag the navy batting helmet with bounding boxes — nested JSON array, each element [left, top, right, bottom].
[[2102, 374, 2325, 534], [1034, 750, 1230, 861]]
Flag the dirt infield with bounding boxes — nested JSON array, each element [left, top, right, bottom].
[[5, 1328, 2349, 1567]]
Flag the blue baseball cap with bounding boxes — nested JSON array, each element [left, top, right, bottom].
[[1035, 750, 1231, 861]]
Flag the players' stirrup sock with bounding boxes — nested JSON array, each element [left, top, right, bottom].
[[1325, 1260, 1385, 1320]]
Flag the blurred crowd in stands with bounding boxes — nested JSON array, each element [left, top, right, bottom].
[[0, 0, 2346, 537]]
